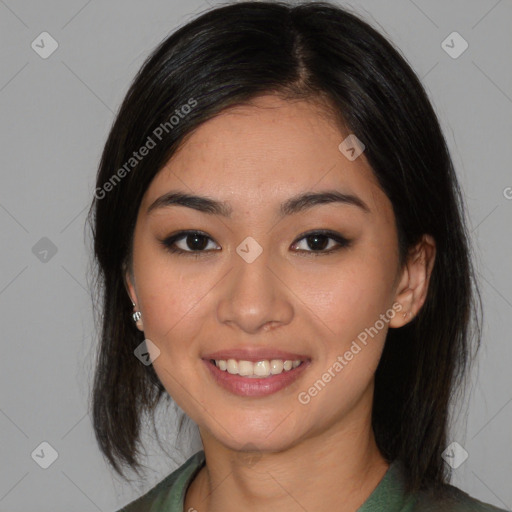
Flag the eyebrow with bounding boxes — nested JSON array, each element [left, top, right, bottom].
[[146, 189, 371, 217]]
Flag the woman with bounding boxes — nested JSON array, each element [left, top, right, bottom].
[[87, 1, 507, 511]]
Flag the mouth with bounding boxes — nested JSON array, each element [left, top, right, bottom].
[[201, 352, 312, 397], [208, 357, 306, 378]]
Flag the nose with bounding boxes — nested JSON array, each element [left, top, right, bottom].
[[216, 242, 294, 334]]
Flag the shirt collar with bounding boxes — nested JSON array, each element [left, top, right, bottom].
[[357, 459, 418, 512]]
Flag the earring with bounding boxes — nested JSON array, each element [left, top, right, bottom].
[[131, 301, 143, 327], [402, 311, 412, 319]]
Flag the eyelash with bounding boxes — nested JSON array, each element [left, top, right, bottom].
[[159, 230, 352, 258]]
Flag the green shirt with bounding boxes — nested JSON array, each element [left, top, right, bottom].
[[118, 450, 507, 512]]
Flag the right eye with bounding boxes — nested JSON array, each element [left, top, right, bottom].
[[160, 231, 221, 257]]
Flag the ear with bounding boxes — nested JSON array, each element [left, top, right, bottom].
[[122, 260, 137, 306], [123, 261, 144, 332], [388, 234, 436, 328]]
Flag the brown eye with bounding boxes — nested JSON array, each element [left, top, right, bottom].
[[291, 230, 351, 255], [161, 231, 220, 256]]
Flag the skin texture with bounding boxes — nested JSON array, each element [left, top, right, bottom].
[[124, 94, 436, 512]]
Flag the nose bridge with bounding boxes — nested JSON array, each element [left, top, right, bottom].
[[216, 233, 292, 332], [232, 234, 274, 298], [235, 235, 266, 266]]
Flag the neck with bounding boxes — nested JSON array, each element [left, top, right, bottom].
[[184, 391, 389, 512]]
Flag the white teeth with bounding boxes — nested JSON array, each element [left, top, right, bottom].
[[213, 358, 303, 378], [270, 359, 284, 374], [238, 360, 253, 376], [253, 360, 270, 376]]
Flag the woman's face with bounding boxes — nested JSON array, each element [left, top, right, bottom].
[[125, 94, 423, 453]]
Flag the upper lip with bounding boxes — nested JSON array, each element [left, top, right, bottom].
[[202, 348, 311, 362]]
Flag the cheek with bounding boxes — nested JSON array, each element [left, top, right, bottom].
[[292, 255, 395, 339], [139, 268, 206, 403], [136, 254, 216, 341]]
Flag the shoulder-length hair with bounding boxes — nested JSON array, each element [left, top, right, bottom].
[[86, 0, 482, 495]]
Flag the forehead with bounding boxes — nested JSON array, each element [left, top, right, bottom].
[[141, 95, 388, 218]]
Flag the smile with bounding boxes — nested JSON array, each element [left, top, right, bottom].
[[212, 358, 303, 378], [203, 358, 311, 397]]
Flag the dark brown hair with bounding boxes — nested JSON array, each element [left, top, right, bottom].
[[86, 0, 482, 496]]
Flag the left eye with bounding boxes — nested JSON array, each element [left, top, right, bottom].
[[291, 230, 351, 255]]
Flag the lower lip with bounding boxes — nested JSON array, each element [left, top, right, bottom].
[[202, 359, 311, 397]]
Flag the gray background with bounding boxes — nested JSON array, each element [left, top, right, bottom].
[[1, 0, 511, 510]]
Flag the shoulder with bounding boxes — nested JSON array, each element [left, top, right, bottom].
[[115, 450, 205, 512], [412, 482, 508, 512]]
